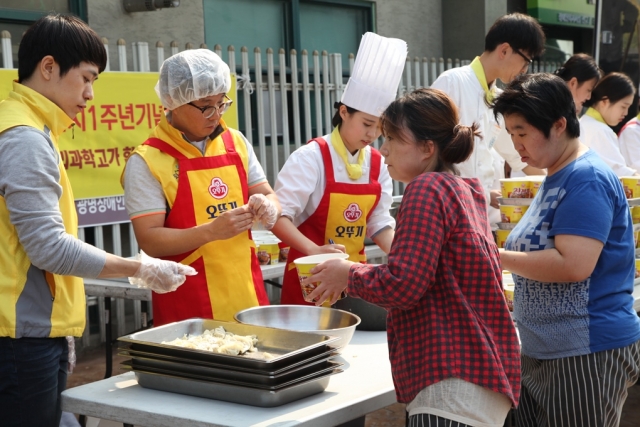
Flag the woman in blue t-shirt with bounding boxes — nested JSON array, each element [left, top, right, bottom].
[[493, 73, 640, 427]]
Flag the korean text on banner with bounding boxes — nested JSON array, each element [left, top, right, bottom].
[[0, 69, 238, 227]]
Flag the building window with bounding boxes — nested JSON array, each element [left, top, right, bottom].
[[203, 0, 374, 70], [0, 1, 88, 68]]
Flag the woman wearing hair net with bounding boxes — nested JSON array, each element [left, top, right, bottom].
[[123, 49, 280, 325]]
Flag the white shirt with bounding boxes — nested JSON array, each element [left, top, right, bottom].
[[431, 65, 527, 224], [274, 134, 395, 238], [579, 114, 636, 177], [619, 117, 640, 172], [407, 377, 512, 427]]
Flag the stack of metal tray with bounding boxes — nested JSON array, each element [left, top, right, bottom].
[[117, 318, 343, 407]]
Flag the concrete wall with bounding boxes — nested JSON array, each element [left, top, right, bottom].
[[87, 0, 444, 71], [485, 0, 508, 33], [443, 0, 507, 61], [87, 0, 205, 72], [375, 0, 443, 59]]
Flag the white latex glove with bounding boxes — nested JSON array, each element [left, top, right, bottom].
[[248, 194, 279, 230], [129, 251, 197, 294], [66, 336, 76, 374]]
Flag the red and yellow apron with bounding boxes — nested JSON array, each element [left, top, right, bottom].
[[280, 137, 382, 305], [141, 131, 269, 325]]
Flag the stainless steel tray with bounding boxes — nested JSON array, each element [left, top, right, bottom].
[[134, 367, 341, 407], [118, 318, 340, 371], [119, 344, 338, 375], [123, 359, 343, 389], [122, 351, 338, 385]]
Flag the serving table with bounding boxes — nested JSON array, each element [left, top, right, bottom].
[[83, 245, 388, 379], [62, 331, 395, 427]]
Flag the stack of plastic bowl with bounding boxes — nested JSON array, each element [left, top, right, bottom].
[[496, 176, 544, 248], [621, 177, 640, 275], [502, 270, 515, 312], [252, 230, 289, 265]]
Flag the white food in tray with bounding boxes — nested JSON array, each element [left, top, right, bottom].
[[162, 326, 271, 357]]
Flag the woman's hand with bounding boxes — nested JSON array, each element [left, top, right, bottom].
[[248, 194, 279, 229], [208, 205, 254, 240], [307, 243, 346, 256], [303, 259, 353, 306], [490, 189, 501, 209]]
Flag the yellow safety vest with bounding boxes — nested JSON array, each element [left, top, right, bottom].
[[0, 82, 85, 338]]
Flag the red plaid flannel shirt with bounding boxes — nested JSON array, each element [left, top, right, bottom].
[[348, 173, 521, 405]]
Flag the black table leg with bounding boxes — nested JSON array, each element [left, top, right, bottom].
[[141, 300, 149, 328], [104, 297, 112, 379]]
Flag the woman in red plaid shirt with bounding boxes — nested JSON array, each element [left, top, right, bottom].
[[304, 88, 520, 427]]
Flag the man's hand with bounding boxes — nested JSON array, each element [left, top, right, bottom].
[[209, 205, 255, 240]]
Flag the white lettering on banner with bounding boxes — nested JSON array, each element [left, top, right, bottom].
[[76, 196, 130, 227], [557, 13, 594, 26]]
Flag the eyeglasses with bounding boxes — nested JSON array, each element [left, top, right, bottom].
[[187, 95, 233, 119], [513, 48, 533, 66]]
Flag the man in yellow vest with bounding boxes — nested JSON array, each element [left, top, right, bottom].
[[0, 14, 195, 427], [122, 49, 280, 326]]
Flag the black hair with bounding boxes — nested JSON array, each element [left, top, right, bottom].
[[331, 102, 358, 128], [18, 13, 107, 83], [381, 88, 479, 174], [485, 13, 545, 58], [554, 53, 601, 85], [583, 72, 635, 108], [492, 73, 580, 139]]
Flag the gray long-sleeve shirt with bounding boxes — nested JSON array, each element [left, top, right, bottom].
[[0, 126, 106, 277]]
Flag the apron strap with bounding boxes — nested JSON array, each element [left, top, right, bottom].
[[313, 137, 336, 184], [221, 130, 237, 153], [369, 148, 382, 183], [144, 137, 188, 161]]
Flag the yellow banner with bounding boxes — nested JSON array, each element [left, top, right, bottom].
[[0, 69, 238, 200]]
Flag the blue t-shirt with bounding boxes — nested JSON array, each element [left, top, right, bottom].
[[505, 150, 640, 359]]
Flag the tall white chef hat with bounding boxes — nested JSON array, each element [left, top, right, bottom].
[[341, 32, 408, 117]]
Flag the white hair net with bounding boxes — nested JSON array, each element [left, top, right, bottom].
[[155, 49, 231, 110]]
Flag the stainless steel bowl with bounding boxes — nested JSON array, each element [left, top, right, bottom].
[[234, 305, 360, 350]]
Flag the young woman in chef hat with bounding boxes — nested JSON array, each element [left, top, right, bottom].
[[272, 32, 405, 305]]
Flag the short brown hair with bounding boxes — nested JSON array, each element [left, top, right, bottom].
[[382, 88, 479, 174]]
